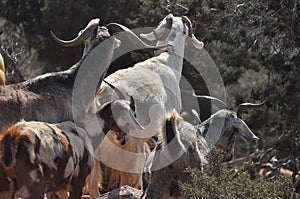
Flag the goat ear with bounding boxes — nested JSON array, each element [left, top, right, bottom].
[[165, 119, 175, 144], [181, 16, 204, 49], [113, 100, 144, 131], [188, 34, 204, 49], [164, 111, 178, 144], [234, 118, 259, 140], [126, 109, 144, 130]]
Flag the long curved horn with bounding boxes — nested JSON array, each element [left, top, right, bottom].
[[181, 16, 204, 49], [51, 18, 100, 47], [107, 23, 171, 50], [139, 13, 173, 41], [193, 93, 227, 109], [103, 79, 126, 100], [237, 101, 266, 119]]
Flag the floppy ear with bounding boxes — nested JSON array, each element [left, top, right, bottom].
[[112, 100, 144, 131], [181, 16, 204, 49], [163, 111, 180, 144]]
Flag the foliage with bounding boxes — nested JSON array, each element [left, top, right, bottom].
[[179, 149, 299, 199], [0, 0, 139, 72], [0, 0, 299, 192]]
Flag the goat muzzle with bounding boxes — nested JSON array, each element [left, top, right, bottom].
[[107, 23, 171, 50]]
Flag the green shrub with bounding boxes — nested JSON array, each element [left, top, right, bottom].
[[179, 149, 299, 199]]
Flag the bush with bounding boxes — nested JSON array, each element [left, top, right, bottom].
[[179, 149, 299, 199]]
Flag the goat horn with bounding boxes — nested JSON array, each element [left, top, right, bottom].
[[181, 16, 204, 49], [107, 23, 171, 50], [51, 18, 100, 47], [193, 93, 227, 109], [237, 101, 266, 119], [103, 79, 127, 100], [181, 16, 193, 37]]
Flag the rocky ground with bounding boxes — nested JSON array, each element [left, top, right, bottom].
[[81, 186, 143, 199]]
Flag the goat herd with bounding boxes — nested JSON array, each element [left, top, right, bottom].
[[0, 14, 265, 199]]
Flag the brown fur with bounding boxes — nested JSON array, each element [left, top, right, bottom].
[[0, 121, 93, 199], [87, 132, 145, 198], [143, 110, 208, 199]]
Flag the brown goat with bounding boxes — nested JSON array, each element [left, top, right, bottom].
[[0, 97, 143, 199], [143, 96, 264, 199]]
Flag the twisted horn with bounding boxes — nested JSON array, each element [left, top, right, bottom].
[[193, 93, 227, 109], [51, 18, 100, 47], [237, 101, 266, 119]]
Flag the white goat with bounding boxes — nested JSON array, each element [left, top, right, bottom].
[[89, 14, 204, 190]]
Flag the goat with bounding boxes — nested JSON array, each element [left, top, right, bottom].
[[0, 94, 143, 199], [0, 19, 116, 129], [90, 13, 204, 190], [0, 18, 164, 129], [143, 96, 264, 199], [0, 53, 5, 86]]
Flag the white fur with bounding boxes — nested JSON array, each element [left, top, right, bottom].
[[89, 14, 203, 190]]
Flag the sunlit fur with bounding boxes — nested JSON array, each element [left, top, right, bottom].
[[143, 109, 257, 199], [143, 110, 208, 199], [0, 121, 92, 199], [0, 99, 138, 199], [0, 53, 5, 86], [91, 14, 203, 190], [0, 22, 117, 129]]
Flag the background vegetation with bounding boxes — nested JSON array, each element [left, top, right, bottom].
[[0, 0, 299, 196]]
